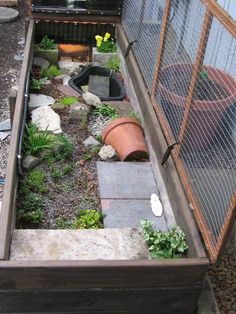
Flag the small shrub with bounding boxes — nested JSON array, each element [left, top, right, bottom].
[[22, 209, 43, 226], [82, 152, 92, 161], [38, 35, 56, 50], [55, 217, 72, 229], [105, 56, 120, 72], [23, 124, 59, 156], [59, 96, 78, 107], [63, 164, 74, 175], [94, 104, 117, 118], [73, 210, 103, 229], [56, 135, 74, 159], [141, 220, 188, 259], [51, 168, 62, 179], [30, 78, 45, 91], [41, 65, 62, 79], [26, 169, 48, 193]]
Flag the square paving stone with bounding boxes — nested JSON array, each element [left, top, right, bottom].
[[88, 75, 110, 98], [101, 199, 168, 231], [97, 161, 158, 199]]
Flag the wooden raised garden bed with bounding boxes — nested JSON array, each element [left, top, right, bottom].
[[0, 19, 209, 314]]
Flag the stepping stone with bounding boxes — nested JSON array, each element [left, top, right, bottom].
[[29, 94, 55, 109], [10, 229, 149, 261], [97, 161, 158, 199], [101, 199, 168, 231], [0, 119, 11, 131], [105, 101, 133, 116], [0, 6, 18, 22], [57, 84, 81, 97], [88, 75, 110, 98]]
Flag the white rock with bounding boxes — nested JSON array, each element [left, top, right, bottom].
[[150, 193, 163, 217], [31, 106, 62, 134], [83, 92, 102, 107], [58, 60, 83, 75], [98, 145, 116, 160], [29, 94, 55, 109], [33, 57, 50, 69], [83, 136, 100, 148]]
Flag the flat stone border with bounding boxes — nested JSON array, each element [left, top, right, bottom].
[[0, 7, 19, 22]]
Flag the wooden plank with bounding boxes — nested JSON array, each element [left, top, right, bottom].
[[32, 14, 121, 24], [0, 259, 208, 290], [0, 20, 35, 261], [151, 0, 172, 97], [201, 0, 236, 37], [177, 9, 213, 152], [217, 190, 236, 260], [0, 287, 201, 313], [117, 25, 207, 260]]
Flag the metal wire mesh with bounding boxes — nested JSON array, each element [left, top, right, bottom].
[[122, 0, 164, 91], [122, 0, 236, 262]]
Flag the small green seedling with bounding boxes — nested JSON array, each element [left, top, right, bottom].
[[41, 65, 62, 79], [73, 209, 103, 229], [94, 104, 118, 118], [38, 35, 56, 50], [105, 56, 120, 72], [59, 96, 78, 107]]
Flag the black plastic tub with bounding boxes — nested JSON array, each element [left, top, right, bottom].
[[68, 66, 126, 101]]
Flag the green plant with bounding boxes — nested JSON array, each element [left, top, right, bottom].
[[26, 169, 48, 193], [30, 78, 45, 91], [59, 96, 78, 107], [63, 164, 74, 175], [17, 192, 44, 226], [128, 111, 141, 123], [56, 135, 74, 159], [105, 56, 120, 72], [41, 65, 62, 79], [23, 124, 59, 156], [73, 209, 103, 229], [95, 134, 102, 143], [51, 168, 62, 179], [141, 220, 188, 259], [94, 104, 118, 118], [38, 35, 56, 50], [95, 33, 116, 53], [55, 217, 72, 229], [82, 152, 92, 161]]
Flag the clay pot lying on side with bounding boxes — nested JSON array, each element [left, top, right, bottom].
[[102, 117, 149, 161]]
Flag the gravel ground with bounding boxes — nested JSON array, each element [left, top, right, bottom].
[[0, 1, 27, 200]]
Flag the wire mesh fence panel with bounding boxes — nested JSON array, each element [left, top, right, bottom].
[[154, 0, 206, 141], [179, 15, 236, 260], [216, 0, 236, 20], [122, 0, 164, 91]]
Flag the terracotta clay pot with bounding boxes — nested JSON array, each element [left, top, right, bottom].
[[158, 63, 236, 150], [102, 117, 149, 161]]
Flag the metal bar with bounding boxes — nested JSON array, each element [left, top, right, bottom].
[[176, 8, 213, 155], [216, 190, 236, 260], [151, 0, 172, 97], [201, 0, 236, 37]]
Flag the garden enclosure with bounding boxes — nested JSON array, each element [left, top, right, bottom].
[[122, 0, 236, 263]]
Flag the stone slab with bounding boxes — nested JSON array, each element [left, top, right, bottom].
[[29, 94, 55, 109], [104, 101, 133, 117], [57, 84, 81, 98], [0, 6, 18, 22], [0, 118, 11, 131], [10, 229, 149, 261], [97, 161, 158, 199], [0, 0, 18, 7], [0, 132, 11, 141], [88, 75, 110, 98], [102, 199, 167, 231]]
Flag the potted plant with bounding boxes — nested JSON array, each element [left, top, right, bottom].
[[102, 115, 149, 161], [34, 35, 59, 65], [158, 63, 236, 150], [92, 32, 118, 66]]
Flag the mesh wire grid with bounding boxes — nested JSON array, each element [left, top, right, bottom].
[[122, 0, 236, 262]]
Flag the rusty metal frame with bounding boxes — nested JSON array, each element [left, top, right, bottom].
[[149, 0, 236, 263]]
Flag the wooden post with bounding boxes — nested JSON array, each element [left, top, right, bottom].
[[9, 89, 17, 127], [176, 8, 213, 155], [151, 0, 172, 97]]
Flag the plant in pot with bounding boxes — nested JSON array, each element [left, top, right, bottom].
[[158, 63, 236, 150], [34, 35, 59, 65], [102, 112, 149, 161], [92, 32, 118, 66]]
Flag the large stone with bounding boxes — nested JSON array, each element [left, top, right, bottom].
[[10, 229, 149, 260], [83, 92, 102, 107], [83, 136, 100, 148], [0, 7, 19, 22], [22, 155, 41, 170], [29, 94, 55, 109], [33, 57, 50, 69], [31, 106, 62, 134], [69, 102, 90, 123], [58, 60, 83, 75], [88, 75, 110, 98], [98, 145, 116, 160]]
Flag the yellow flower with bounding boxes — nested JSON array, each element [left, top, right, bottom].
[[104, 32, 111, 42], [95, 35, 103, 47]]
